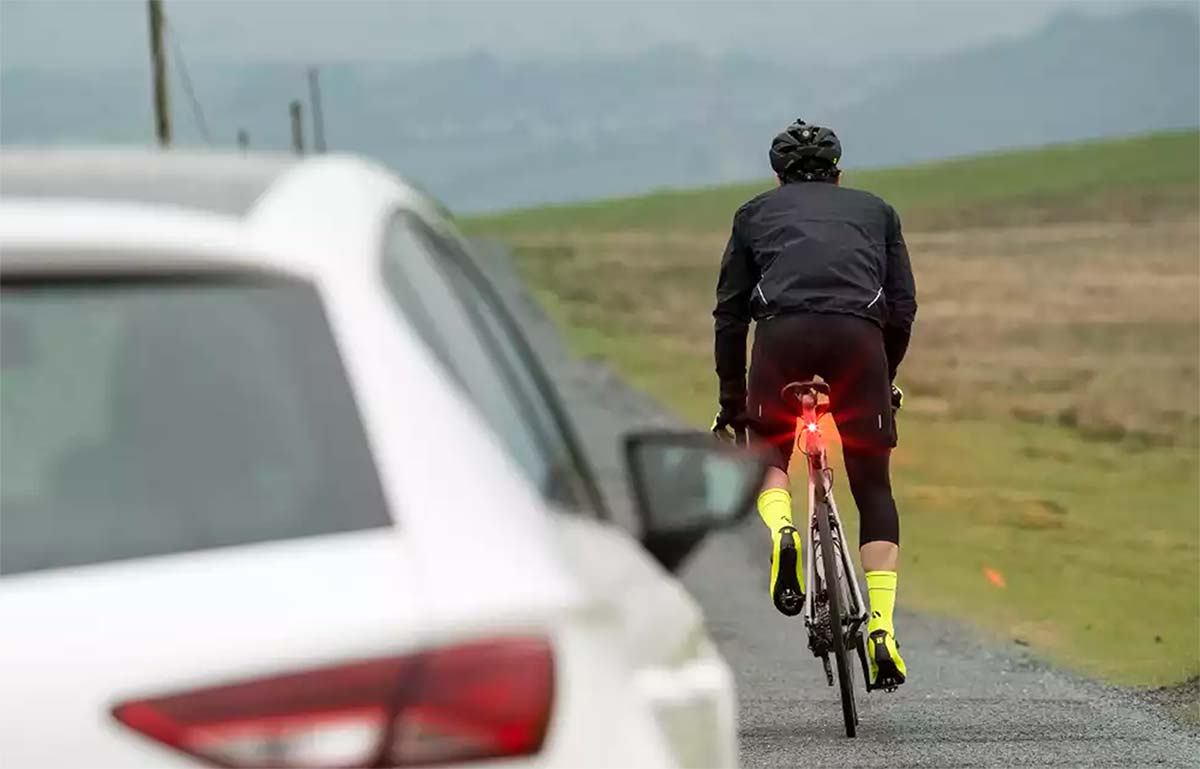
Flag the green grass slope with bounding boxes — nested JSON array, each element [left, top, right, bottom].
[[471, 130, 1199, 235], [468, 132, 1200, 687]]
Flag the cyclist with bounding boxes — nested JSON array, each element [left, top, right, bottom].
[[711, 119, 916, 689]]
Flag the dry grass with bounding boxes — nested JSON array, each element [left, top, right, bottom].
[[902, 218, 1199, 445], [512, 216, 1200, 447]]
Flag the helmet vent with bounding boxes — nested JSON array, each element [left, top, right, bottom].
[[769, 118, 842, 181]]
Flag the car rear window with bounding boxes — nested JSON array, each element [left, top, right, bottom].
[[0, 275, 390, 575]]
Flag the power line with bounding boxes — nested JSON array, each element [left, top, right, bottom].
[[164, 17, 211, 144]]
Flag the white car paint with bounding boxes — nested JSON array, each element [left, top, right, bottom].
[[0, 149, 738, 768]]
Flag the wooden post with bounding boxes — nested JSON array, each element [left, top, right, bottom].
[[289, 100, 305, 155], [147, 0, 171, 146], [307, 67, 326, 153]]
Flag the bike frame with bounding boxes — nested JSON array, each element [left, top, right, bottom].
[[799, 400, 869, 647], [779, 381, 891, 737]]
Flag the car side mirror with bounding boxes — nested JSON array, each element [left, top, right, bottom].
[[624, 431, 768, 572]]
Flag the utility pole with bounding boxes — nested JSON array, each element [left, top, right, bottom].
[[236, 130, 249, 152], [307, 67, 326, 153], [289, 100, 305, 154], [147, 0, 171, 146]]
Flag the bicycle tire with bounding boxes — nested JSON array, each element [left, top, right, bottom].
[[816, 496, 857, 737]]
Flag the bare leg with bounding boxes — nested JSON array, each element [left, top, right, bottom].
[[860, 541, 898, 572], [761, 465, 789, 494]]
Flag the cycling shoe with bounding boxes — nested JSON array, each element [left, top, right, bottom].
[[770, 526, 805, 616], [867, 629, 907, 691]]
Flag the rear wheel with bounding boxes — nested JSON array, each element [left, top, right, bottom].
[[816, 498, 857, 737]]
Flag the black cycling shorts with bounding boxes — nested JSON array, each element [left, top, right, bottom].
[[748, 312, 896, 471]]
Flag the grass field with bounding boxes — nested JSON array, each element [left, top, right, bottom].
[[467, 131, 1200, 687]]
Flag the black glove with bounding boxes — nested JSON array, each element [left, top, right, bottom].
[[891, 384, 904, 411], [711, 403, 748, 445]]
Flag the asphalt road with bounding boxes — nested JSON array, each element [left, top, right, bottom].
[[473, 242, 1200, 768], [686, 528, 1198, 767]]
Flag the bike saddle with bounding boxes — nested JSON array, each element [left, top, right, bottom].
[[782, 381, 831, 421], [781, 380, 830, 401]]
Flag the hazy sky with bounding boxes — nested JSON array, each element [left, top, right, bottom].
[[0, 0, 1163, 70]]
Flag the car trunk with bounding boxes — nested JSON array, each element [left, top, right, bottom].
[[1, 530, 424, 763]]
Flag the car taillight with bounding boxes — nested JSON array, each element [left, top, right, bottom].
[[112, 636, 554, 768]]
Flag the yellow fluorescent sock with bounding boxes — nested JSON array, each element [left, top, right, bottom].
[[865, 570, 898, 632], [756, 488, 793, 531]]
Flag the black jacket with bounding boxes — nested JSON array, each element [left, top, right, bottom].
[[713, 180, 917, 410]]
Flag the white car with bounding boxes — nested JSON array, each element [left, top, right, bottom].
[[0, 149, 765, 769]]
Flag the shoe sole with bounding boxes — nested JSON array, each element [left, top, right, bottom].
[[874, 659, 905, 690], [772, 531, 805, 616], [869, 632, 906, 691]]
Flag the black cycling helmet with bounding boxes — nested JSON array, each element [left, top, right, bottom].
[[769, 119, 841, 181]]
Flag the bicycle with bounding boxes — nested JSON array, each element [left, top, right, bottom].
[[780, 379, 894, 738]]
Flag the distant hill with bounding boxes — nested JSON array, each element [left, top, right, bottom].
[[1, 6, 1197, 212], [831, 7, 1200, 168]]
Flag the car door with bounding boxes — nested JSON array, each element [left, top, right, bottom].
[[379, 211, 738, 767]]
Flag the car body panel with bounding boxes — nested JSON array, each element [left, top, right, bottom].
[[0, 528, 681, 768], [0, 148, 738, 768]]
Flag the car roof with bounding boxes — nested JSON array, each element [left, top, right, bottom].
[[0, 148, 299, 218], [0, 147, 446, 278]]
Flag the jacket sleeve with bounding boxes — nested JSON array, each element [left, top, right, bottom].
[[882, 205, 917, 381], [713, 215, 756, 411]]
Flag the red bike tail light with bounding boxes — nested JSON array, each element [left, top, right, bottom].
[[805, 422, 820, 434], [112, 636, 554, 768]]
